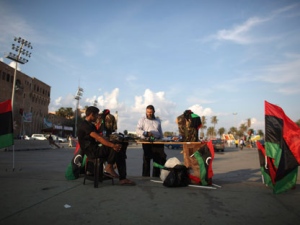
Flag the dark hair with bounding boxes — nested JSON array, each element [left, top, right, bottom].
[[146, 105, 155, 112], [85, 106, 99, 116], [183, 110, 192, 119]]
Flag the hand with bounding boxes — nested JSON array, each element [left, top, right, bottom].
[[112, 143, 122, 152]]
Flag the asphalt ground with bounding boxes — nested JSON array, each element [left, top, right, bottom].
[[0, 143, 299, 225]]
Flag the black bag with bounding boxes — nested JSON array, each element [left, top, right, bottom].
[[163, 164, 190, 187]]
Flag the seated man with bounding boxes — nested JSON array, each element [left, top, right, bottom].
[[95, 110, 135, 185], [77, 106, 121, 178]]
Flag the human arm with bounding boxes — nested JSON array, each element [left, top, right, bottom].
[[90, 131, 121, 152], [136, 117, 147, 138]]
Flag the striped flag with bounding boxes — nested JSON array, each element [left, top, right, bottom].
[[0, 100, 14, 148], [264, 101, 300, 194], [191, 141, 214, 185]]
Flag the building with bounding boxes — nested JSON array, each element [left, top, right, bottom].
[[0, 61, 51, 138]]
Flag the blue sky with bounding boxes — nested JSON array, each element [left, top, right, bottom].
[[1, 0, 300, 135]]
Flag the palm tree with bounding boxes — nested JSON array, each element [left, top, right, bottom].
[[239, 123, 248, 136], [246, 118, 251, 129], [218, 127, 226, 138], [257, 129, 264, 139], [229, 126, 238, 135], [200, 116, 207, 138], [206, 126, 216, 139], [211, 116, 218, 130]]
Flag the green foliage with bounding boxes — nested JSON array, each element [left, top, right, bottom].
[[211, 116, 218, 128], [217, 127, 226, 138], [206, 126, 216, 139], [296, 119, 300, 128], [257, 129, 264, 137], [55, 107, 74, 119], [164, 131, 176, 137]]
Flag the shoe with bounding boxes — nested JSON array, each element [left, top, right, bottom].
[[119, 179, 136, 186]]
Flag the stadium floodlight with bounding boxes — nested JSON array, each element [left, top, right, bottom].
[[74, 87, 84, 136], [5, 36, 33, 117]]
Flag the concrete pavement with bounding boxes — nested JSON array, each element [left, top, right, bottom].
[[0, 142, 299, 225]]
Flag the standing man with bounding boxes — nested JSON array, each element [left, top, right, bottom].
[[136, 105, 167, 177]]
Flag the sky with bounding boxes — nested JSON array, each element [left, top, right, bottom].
[[1, 0, 300, 135]]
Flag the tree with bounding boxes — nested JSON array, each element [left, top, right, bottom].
[[206, 126, 216, 139], [211, 116, 218, 130], [200, 116, 207, 138], [218, 127, 226, 138], [257, 129, 264, 138], [55, 107, 74, 119], [239, 123, 248, 136], [229, 126, 238, 135], [164, 131, 175, 137], [296, 119, 300, 128]]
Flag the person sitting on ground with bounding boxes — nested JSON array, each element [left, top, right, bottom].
[[77, 106, 120, 178]]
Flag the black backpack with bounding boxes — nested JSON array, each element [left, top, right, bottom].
[[163, 164, 190, 187]]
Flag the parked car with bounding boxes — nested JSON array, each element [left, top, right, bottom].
[[31, 134, 47, 141], [212, 139, 225, 152], [164, 143, 183, 149]]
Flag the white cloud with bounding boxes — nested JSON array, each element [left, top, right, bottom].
[[8, 61, 21, 71], [215, 17, 269, 44], [255, 54, 300, 94], [210, 4, 299, 45], [189, 104, 213, 117]]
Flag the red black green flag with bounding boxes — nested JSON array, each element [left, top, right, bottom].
[[256, 140, 277, 188], [264, 100, 300, 194], [0, 100, 14, 148], [190, 141, 214, 185]]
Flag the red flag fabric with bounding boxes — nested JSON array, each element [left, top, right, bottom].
[[256, 140, 277, 185], [265, 101, 300, 164], [0, 99, 14, 148], [264, 100, 300, 194]]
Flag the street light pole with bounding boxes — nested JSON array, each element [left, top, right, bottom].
[[6, 37, 33, 117], [74, 87, 84, 137], [5, 37, 32, 171]]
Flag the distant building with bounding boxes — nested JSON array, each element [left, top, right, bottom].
[[0, 61, 50, 138]]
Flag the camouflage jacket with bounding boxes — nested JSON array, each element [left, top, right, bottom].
[[176, 112, 201, 142]]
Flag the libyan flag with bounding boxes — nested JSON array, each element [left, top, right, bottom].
[[190, 141, 215, 186], [264, 100, 300, 194], [0, 99, 14, 148]]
